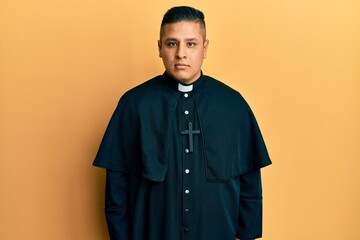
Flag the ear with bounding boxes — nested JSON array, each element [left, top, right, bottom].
[[203, 39, 209, 59], [158, 40, 162, 58]]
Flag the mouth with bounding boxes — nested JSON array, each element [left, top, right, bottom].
[[174, 63, 190, 70]]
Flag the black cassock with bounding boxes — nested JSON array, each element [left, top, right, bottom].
[[93, 73, 272, 240]]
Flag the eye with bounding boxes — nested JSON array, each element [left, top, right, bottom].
[[187, 42, 197, 47], [167, 42, 177, 47]]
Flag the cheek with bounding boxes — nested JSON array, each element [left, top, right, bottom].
[[162, 54, 174, 64], [162, 56, 171, 64], [161, 56, 173, 68], [194, 53, 205, 64], [160, 50, 169, 59]]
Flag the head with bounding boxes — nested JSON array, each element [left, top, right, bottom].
[[158, 6, 209, 84]]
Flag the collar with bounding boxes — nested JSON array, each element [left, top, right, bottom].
[[163, 71, 205, 93], [178, 83, 193, 92]]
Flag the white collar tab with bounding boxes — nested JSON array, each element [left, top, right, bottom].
[[178, 83, 193, 92]]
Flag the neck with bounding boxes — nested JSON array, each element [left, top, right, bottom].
[[163, 71, 205, 93]]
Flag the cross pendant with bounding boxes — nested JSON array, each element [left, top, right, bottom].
[[181, 122, 200, 152]]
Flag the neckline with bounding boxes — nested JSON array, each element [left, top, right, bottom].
[[178, 83, 193, 92], [163, 71, 205, 93]]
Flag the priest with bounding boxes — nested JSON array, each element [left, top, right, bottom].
[[93, 6, 272, 240]]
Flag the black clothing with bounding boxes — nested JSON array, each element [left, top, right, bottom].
[[94, 74, 271, 240]]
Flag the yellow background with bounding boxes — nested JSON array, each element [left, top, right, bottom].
[[1, 0, 359, 239]]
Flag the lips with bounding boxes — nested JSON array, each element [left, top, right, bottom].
[[174, 63, 190, 69]]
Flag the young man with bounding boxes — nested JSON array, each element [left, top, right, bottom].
[[93, 6, 271, 240]]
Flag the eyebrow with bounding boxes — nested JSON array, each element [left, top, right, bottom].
[[164, 38, 199, 42]]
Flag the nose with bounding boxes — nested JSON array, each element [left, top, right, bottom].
[[176, 43, 186, 59]]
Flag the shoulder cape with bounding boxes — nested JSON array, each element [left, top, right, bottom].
[[93, 75, 271, 182]]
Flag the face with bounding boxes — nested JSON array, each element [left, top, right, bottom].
[[158, 21, 209, 84]]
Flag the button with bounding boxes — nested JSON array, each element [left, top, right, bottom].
[[185, 189, 190, 194], [184, 110, 189, 115], [184, 93, 189, 98], [184, 208, 190, 212], [183, 228, 189, 232], [185, 169, 190, 174], [185, 149, 189, 153]]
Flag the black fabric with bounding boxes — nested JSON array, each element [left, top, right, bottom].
[[94, 73, 271, 240], [93, 74, 271, 181], [237, 170, 263, 239], [105, 170, 130, 240]]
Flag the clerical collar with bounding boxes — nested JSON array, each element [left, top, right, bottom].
[[178, 83, 193, 92], [163, 71, 205, 93]]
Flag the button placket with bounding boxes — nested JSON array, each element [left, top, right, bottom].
[[182, 145, 192, 234], [180, 92, 195, 238]]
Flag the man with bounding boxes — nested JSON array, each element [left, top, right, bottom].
[[93, 6, 271, 240]]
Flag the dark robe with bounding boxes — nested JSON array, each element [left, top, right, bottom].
[[93, 73, 272, 240]]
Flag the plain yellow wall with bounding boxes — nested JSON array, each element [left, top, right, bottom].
[[1, 0, 359, 239]]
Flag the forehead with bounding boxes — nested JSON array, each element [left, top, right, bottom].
[[160, 21, 205, 40]]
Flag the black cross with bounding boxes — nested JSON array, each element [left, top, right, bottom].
[[181, 122, 200, 152]]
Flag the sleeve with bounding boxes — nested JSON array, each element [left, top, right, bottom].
[[236, 169, 263, 240], [105, 170, 130, 240]]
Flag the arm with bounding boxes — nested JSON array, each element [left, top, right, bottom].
[[235, 169, 263, 240], [105, 170, 130, 240]]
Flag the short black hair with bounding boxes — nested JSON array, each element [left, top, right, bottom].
[[160, 6, 206, 31], [161, 6, 205, 27]]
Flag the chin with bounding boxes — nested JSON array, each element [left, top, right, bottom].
[[169, 72, 195, 84], [175, 76, 193, 84]]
